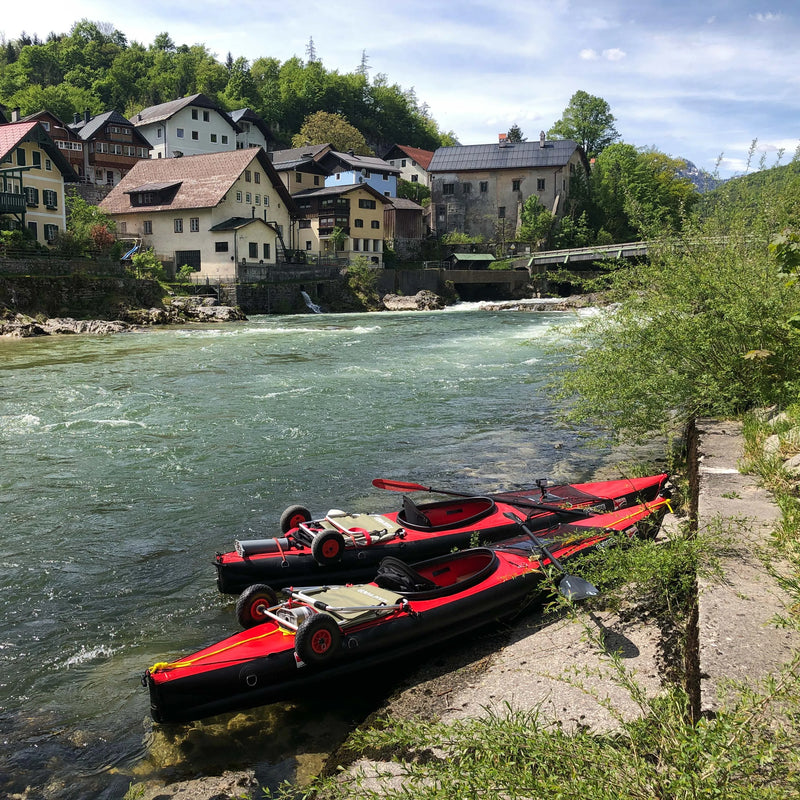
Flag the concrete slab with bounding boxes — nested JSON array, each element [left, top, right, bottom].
[[694, 419, 800, 715]]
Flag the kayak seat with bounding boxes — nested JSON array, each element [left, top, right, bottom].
[[401, 496, 432, 528], [375, 556, 437, 593]]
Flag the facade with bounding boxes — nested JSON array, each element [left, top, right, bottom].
[[0, 120, 78, 246], [132, 94, 241, 159], [428, 133, 589, 242], [68, 109, 152, 186], [292, 183, 391, 265], [383, 144, 434, 187], [229, 108, 273, 152], [317, 150, 400, 197], [98, 148, 297, 281]]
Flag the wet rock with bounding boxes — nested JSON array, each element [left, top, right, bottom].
[[129, 769, 259, 800], [382, 291, 444, 311]]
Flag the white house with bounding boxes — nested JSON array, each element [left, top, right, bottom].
[[132, 94, 240, 159]]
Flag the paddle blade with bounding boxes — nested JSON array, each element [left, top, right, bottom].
[[558, 575, 600, 602], [372, 478, 429, 493]]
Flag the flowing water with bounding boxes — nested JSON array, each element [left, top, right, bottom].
[[0, 305, 640, 798]]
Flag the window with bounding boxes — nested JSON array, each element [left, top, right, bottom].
[[512, 179, 521, 191], [41, 121, 50, 131], [190, 217, 200, 232], [44, 224, 58, 242], [295, 172, 302, 183], [463, 183, 471, 194], [245, 170, 252, 182], [537, 178, 546, 191], [358, 199, 377, 209], [176, 128, 184, 138], [112, 144, 123, 154], [352, 239, 360, 251], [221, 135, 228, 144], [354, 219, 364, 228], [313, 176, 320, 186], [263, 243, 270, 259], [248, 242, 258, 259], [32, 151, 41, 168], [27, 221, 37, 237], [236, 191, 243, 202], [411, 174, 418, 183], [498, 207, 506, 219], [24, 186, 38, 206], [42, 189, 57, 209], [210, 133, 217, 143], [401, 159, 406, 167], [191, 109, 198, 120], [305, 241, 312, 250], [255, 195, 261, 205], [203, 111, 210, 122], [143, 220, 152, 235], [174, 219, 183, 233], [254, 172, 260, 184], [299, 219, 311, 228], [215, 241, 229, 252], [383, 173, 388, 180], [245, 192, 252, 203], [263, 195, 269, 207], [191, 131, 199, 140], [16, 148, 26, 166], [442, 183, 454, 195], [371, 220, 380, 229], [157, 128, 163, 138], [96, 142, 109, 153], [45, 159, 52, 171]]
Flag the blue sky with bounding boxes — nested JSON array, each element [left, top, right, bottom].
[[3, 0, 799, 178]]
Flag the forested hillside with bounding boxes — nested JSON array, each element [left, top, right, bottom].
[[0, 21, 456, 154]]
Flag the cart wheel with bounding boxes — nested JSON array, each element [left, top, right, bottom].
[[311, 530, 345, 565], [295, 614, 341, 664], [279, 504, 312, 534], [236, 584, 278, 629]]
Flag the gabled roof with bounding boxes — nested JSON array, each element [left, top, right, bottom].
[[428, 139, 584, 172], [98, 148, 296, 215], [292, 182, 393, 204], [269, 143, 332, 165], [382, 144, 434, 170], [0, 120, 78, 180], [386, 197, 424, 211], [70, 109, 153, 148], [319, 150, 400, 176], [270, 156, 328, 175], [131, 93, 240, 133], [209, 216, 276, 232], [21, 110, 82, 141], [229, 108, 272, 141]]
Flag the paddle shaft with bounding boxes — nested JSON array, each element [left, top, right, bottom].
[[372, 478, 595, 519]]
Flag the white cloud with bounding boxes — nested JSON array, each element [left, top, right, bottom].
[[603, 48, 626, 61]]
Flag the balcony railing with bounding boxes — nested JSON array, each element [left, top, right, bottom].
[[0, 192, 26, 214]]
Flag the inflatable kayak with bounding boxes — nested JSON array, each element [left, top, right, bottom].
[[148, 498, 671, 724], [214, 473, 670, 594]]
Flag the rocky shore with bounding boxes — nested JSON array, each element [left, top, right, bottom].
[[0, 296, 246, 338]]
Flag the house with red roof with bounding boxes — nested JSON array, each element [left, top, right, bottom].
[[0, 120, 78, 247], [382, 144, 434, 188], [98, 148, 298, 281]]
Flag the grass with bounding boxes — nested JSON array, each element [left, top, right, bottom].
[[263, 431, 800, 800]]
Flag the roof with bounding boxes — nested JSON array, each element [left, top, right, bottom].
[[0, 120, 78, 180], [131, 93, 239, 132], [99, 148, 296, 215], [269, 143, 332, 164], [383, 144, 434, 170], [320, 150, 400, 175], [69, 109, 153, 148], [386, 197, 424, 211], [448, 253, 496, 262], [270, 157, 328, 175], [229, 108, 272, 141], [292, 182, 393, 204], [428, 139, 582, 172], [208, 216, 275, 232]]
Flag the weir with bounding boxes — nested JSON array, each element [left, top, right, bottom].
[[301, 290, 322, 313]]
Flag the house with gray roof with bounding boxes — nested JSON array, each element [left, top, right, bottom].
[[229, 108, 274, 152], [131, 93, 240, 159], [428, 132, 588, 243]]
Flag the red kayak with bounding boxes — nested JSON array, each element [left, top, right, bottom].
[[214, 473, 670, 593], [149, 497, 671, 724]]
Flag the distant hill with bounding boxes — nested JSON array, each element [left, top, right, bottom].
[[678, 159, 725, 193]]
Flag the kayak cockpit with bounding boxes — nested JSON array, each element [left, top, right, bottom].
[[398, 495, 496, 531]]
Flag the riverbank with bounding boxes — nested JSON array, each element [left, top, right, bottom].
[[126, 419, 800, 800]]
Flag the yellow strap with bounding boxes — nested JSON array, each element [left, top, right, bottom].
[[149, 624, 294, 674]]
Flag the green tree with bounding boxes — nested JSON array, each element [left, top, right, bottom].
[[397, 179, 430, 205], [517, 195, 554, 247], [507, 124, 525, 142], [549, 90, 619, 159], [292, 110, 372, 154]]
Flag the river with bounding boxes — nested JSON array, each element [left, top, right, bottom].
[[0, 305, 633, 798]]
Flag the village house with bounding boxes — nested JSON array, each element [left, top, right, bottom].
[[316, 149, 400, 197], [132, 93, 241, 159], [268, 144, 330, 194], [428, 132, 589, 243], [382, 144, 434, 187], [98, 148, 297, 281], [0, 120, 78, 247], [292, 183, 391, 265], [229, 108, 274, 152]]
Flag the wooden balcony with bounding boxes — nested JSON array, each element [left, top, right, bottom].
[[0, 192, 26, 214]]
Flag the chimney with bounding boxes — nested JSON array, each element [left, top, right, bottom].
[[74, 112, 80, 125], [499, 132, 510, 148], [539, 130, 546, 147], [84, 108, 91, 124], [11, 107, 20, 122]]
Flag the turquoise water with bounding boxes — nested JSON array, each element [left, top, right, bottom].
[[0, 306, 623, 797]]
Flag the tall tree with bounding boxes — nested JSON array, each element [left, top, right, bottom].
[[291, 110, 372, 154], [506, 124, 525, 142], [549, 90, 619, 159]]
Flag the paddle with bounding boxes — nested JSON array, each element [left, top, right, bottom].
[[371, 478, 596, 519], [503, 511, 599, 602]]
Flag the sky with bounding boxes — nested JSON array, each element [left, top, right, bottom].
[[2, 0, 799, 179]]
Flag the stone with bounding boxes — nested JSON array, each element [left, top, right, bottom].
[[381, 291, 444, 311]]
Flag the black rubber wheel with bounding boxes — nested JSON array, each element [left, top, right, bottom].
[[311, 530, 345, 565], [236, 583, 278, 628], [294, 614, 341, 664], [279, 504, 312, 533]]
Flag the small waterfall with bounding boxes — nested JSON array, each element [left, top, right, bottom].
[[301, 291, 322, 314]]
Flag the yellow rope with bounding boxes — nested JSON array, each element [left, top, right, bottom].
[[149, 624, 294, 674]]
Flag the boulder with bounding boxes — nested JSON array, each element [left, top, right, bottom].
[[381, 291, 444, 311]]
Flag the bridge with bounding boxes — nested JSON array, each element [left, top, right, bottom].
[[526, 241, 649, 268]]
